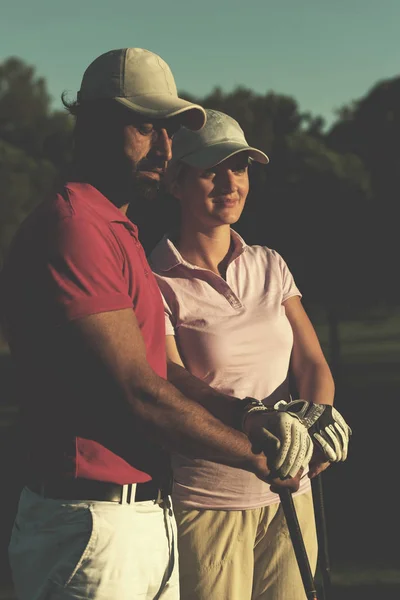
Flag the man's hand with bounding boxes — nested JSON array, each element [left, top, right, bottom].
[[275, 399, 352, 463], [243, 410, 313, 480]]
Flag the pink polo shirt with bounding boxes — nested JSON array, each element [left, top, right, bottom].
[[150, 230, 311, 509]]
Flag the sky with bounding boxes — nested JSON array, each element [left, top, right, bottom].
[[1, 0, 400, 128]]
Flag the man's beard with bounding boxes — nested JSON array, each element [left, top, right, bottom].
[[130, 156, 167, 202], [131, 172, 162, 201]]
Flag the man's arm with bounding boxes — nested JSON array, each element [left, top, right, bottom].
[[71, 308, 270, 480], [165, 335, 311, 489]]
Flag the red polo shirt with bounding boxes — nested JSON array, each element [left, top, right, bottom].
[[1, 183, 167, 484]]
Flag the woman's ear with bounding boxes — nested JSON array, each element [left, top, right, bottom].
[[165, 162, 184, 199], [169, 180, 182, 199]]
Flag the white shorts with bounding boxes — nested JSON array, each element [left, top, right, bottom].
[[9, 486, 179, 600]]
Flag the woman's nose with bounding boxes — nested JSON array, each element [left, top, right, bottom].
[[218, 170, 237, 193]]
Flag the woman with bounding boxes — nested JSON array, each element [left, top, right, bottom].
[[150, 109, 349, 600]]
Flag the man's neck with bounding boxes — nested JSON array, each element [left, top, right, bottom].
[[69, 167, 130, 215]]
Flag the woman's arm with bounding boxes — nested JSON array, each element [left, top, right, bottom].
[[284, 296, 336, 477], [284, 296, 335, 406]]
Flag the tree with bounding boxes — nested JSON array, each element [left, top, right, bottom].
[[176, 87, 373, 376], [0, 140, 56, 266], [0, 57, 73, 266], [328, 77, 400, 306], [0, 57, 73, 169]]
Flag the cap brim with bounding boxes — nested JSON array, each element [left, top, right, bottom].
[[115, 95, 206, 131], [176, 142, 269, 168]]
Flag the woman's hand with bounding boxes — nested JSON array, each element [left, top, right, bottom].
[[307, 445, 331, 479]]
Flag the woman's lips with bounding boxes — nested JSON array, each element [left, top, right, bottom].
[[214, 198, 238, 207]]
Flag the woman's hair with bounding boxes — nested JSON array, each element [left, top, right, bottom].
[[165, 160, 190, 196]]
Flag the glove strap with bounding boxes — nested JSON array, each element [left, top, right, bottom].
[[274, 399, 326, 428], [241, 397, 275, 431]]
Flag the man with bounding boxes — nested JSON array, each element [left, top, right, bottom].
[[0, 48, 312, 600]]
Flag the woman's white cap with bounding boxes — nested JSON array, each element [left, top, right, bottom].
[[171, 109, 269, 167]]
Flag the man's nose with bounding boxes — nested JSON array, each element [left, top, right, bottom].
[[154, 128, 172, 162]]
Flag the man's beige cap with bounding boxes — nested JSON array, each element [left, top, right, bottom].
[[171, 109, 269, 167], [78, 48, 206, 130]]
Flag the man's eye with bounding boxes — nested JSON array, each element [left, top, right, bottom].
[[201, 170, 216, 179], [234, 167, 248, 174], [137, 124, 155, 136]]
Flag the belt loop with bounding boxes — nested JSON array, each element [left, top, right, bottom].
[[129, 484, 137, 504], [121, 484, 129, 505]]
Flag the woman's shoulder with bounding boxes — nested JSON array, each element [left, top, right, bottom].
[[244, 243, 283, 264], [148, 234, 179, 275]]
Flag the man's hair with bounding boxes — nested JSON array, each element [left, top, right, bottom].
[[61, 91, 80, 117], [61, 93, 125, 168]]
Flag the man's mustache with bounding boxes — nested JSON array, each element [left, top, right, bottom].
[[135, 157, 167, 173]]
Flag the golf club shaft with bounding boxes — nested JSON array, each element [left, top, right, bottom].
[[279, 488, 318, 600], [311, 474, 332, 599]]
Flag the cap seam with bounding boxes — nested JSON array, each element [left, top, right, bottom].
[[156, 55, 173, 94], [121, 49, 127, 95]]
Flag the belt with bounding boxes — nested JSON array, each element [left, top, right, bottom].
[[28, 477, 167, 504]]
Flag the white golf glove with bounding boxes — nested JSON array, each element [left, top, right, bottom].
[[266, 411, 314, 479], [275, 399, 352, 462], [242, 401, 313, 479]]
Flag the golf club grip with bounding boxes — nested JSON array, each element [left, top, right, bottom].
[[279, 488, 318, 600]]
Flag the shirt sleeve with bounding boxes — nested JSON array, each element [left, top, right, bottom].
[[272, 250, 302, 302], [46, 216, 133, 322], [160, 288, 175, 336], [151, 273, 175, 336]]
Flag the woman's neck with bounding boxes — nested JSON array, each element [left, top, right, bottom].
[[176, 224, 234, 278]]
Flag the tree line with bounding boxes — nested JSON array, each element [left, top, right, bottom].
[[1, 56, 398, 365]]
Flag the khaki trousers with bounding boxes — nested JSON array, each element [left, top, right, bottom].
[[174, 490, 317, 600]]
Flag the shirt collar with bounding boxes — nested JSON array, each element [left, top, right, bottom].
[[65, 182, 138, 235], [150, 229, 247, 273]]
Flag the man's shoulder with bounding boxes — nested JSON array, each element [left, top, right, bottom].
[[30, 183, 115, 241], [54, 182, 105, 221], [9, 183, 113, 255], [20, 182, 101, 225]]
